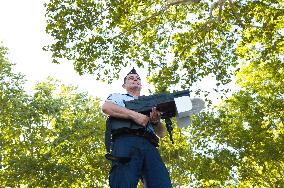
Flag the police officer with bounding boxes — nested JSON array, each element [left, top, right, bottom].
[[102, 68, 172, 188]]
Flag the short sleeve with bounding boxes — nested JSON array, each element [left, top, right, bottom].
[[106, 93, 126, 107]]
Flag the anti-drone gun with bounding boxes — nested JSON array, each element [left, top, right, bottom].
[[124, 90, 205, 143]]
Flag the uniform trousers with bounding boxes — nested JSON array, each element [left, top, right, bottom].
[[109, 135, 172, 188]]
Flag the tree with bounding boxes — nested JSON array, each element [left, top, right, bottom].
[[0, 46, 109, 187], [180, 60, 284, 187], [44, 0, 283, 92], [0, 45, 30, 186]]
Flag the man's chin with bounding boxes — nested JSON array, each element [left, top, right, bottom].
[[131, 85, 142, 90]]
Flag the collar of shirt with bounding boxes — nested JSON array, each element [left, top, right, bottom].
[[126, 93, 139, 99]]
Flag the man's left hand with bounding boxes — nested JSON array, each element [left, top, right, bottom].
[[150, 107, 161, 125]]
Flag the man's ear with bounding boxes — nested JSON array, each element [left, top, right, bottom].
[[122, 83, 126, 89]]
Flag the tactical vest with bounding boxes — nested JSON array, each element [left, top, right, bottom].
[[104, 117, 143, 153]]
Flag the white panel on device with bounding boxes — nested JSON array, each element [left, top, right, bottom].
[[174, 96, 192, 118]]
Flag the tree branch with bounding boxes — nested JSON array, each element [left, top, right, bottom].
[[209, 0, 226, 22], [130, 5, 170, 31], [218, 0, 225, 22], [228, 0, 245, 27], [127, 0, 201, 32], [178, 19, 215, 58]]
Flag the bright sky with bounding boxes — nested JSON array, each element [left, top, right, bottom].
[[0, 0, 153, 100]]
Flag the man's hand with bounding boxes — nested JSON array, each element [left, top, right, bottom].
[[150, 107, 165, 138], [150, 107, 161, 125], [132, 112, 149, 127]]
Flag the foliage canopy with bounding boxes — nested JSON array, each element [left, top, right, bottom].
[[45, 0, 283, 92]]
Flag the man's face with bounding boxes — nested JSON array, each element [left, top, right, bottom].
[[123, 74, 142, 91]]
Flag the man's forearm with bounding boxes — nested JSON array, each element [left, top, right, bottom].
[[102, 101, 150, 127], [102, 101, 136, 120]]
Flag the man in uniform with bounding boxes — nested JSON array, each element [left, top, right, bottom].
[[102, 68, 172, 188]]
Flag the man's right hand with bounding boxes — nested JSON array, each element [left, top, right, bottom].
[[131, 111, 149, 127]]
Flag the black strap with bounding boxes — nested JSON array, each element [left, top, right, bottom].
[[105, 118, 112, 153], [105, 154, 131, 164]]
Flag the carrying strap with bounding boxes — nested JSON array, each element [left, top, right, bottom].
[[105, 118, 112, 153]]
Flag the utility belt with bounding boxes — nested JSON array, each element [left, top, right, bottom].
[[111, 127, 159, 147]]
